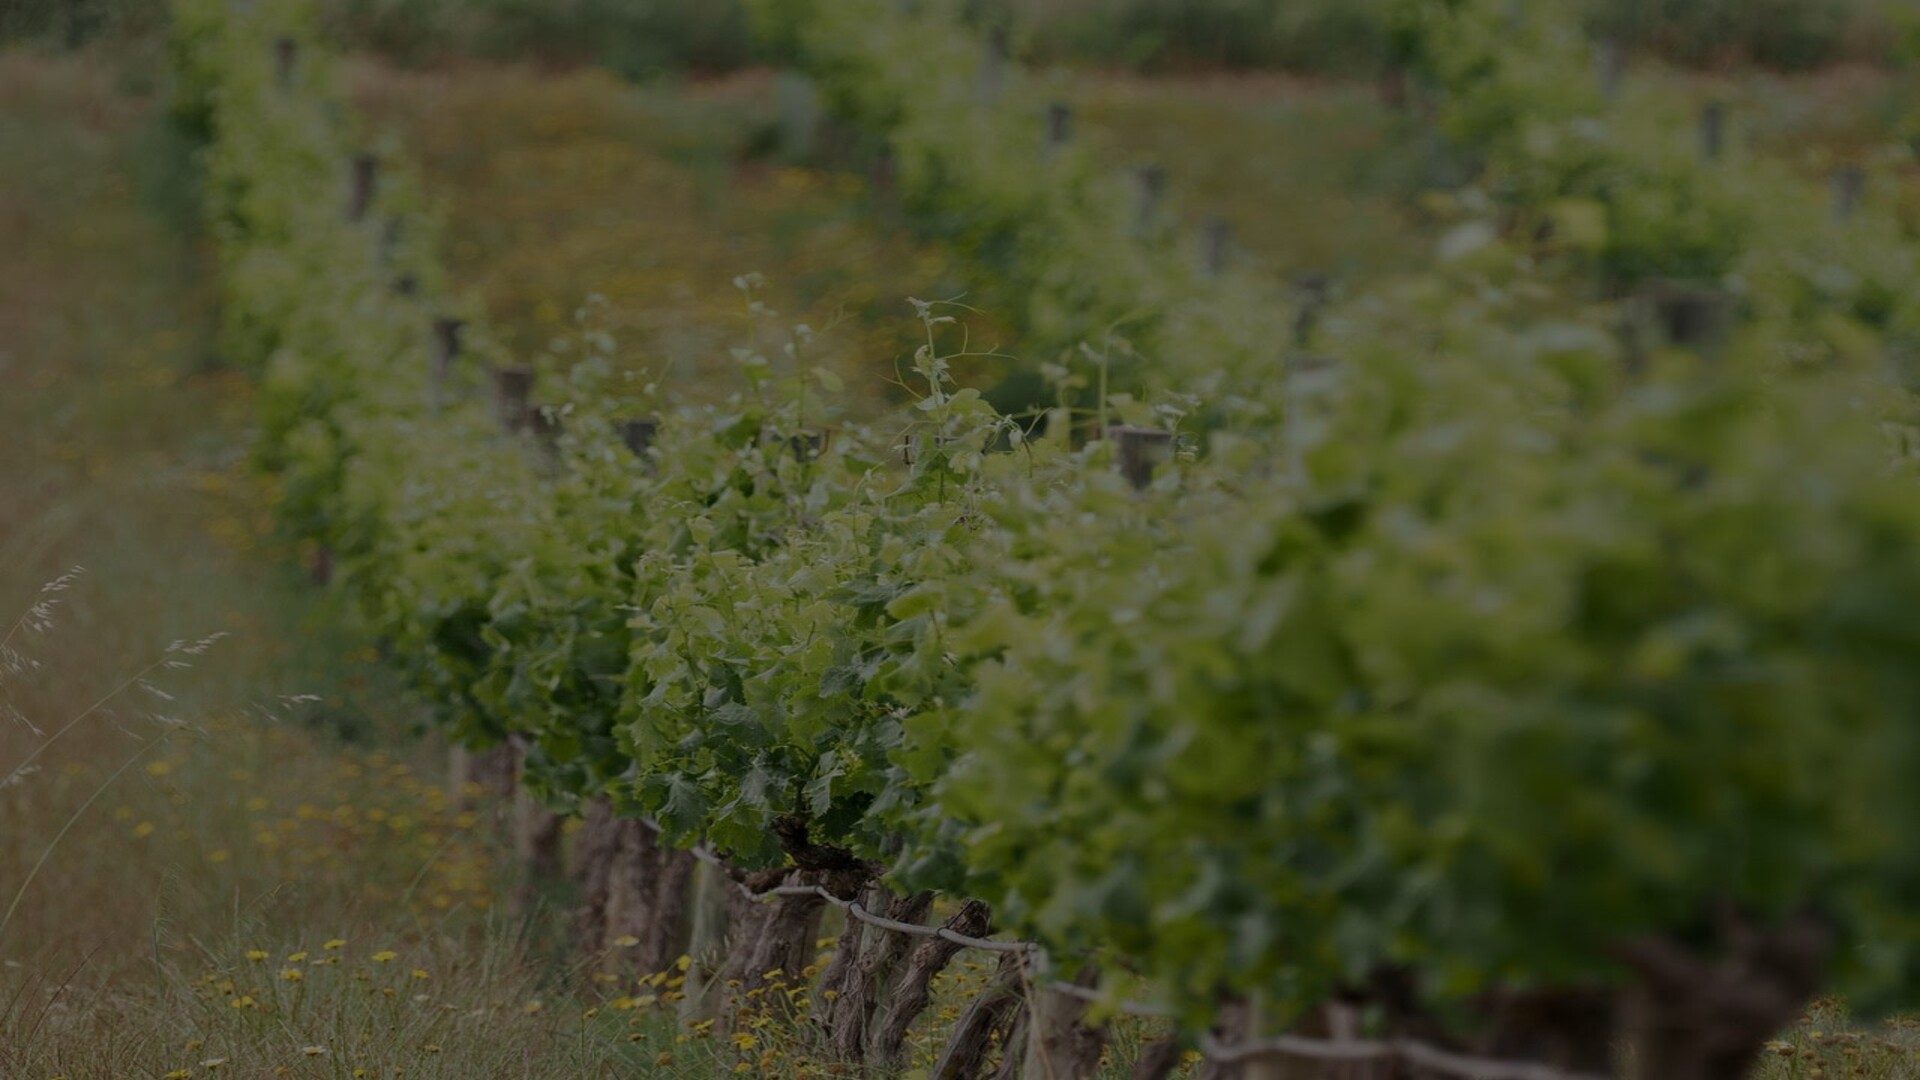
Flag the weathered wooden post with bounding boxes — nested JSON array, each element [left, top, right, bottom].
[[1021, 965, 1108, 1080], [1132, 1036, 1188, 1080], [979, 25, 1010, 104], [1283, 353, 1339, 486], [1699, 101, 1726, 163], [1110, 426, 1174, 490], [1132, 165, 1168, 235], [1652, 283, 1734, 351], [1831, 165, 1865, 223], [510, 736, 565, 911], [1199, 215, 1232, 279], [1292, 274, 1330, 349], [617, 417, 659, 457], [430, 316, 463, 408], [775, 71, 821, 163], [62, 0, 92, 51], [310, 543, 333, 587], [273, 36, 297, 90], [1595, 35, 1627, 101], [869, 144, 898, 200], [1376, 62, 1409, 114], [789, 429, 829, 461], [347, 153, 378, 224], [1044, 102, 1073, 155], [678, 858, 735, 1022], [379, 216, 404, 264], [493, 364, 536, 433]]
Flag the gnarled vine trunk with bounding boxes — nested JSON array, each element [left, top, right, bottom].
[[931, 948, 1028, 1080], [871, 899, 993, 1067]]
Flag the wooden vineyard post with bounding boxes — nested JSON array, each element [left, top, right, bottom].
[[788, 429, 829, 461], [273, 36, 297, 90], [599, 822, 697, 978], [616, 417, 658, 457], [1832, 165, 1865, 224], [430, 316, 463, 408], [1699, 102, 1726, 163], [380, 216, 404, 265], [1292, 274, 1330, 349], [679, 856, 737, 1022], [1644, 281, 1734, 359], [1283, 354, 1338, 486], [572, 798, 623, 957], [869, 144, 898, 204], [62, 0, 92, 51], [346, 153, 378, 224], [1020, 965, 1108, 1080], [737, 877, 831, 1017], [816, 882, 895, 1052], [978, 24, 1010, 104], [775, 71, 821, 163], [509, 737, 565, 911], [1199, 215, 1232, 278], [1594, 35, 1626, 102], [447, 745, 470, 806], [493, 364, 535, 434], [1377, 62, 1409, 114], [1133, 164, 1168, 236], [1131, 1035, 1187, 1080], [1044, 102, 1074, 156], [1109, 426, 1174, 490]]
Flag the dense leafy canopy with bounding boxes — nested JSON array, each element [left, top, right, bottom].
[[179, 0, 1920, 1044]]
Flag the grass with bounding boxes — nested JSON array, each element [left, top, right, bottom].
[[0, 46, 707, 1079]]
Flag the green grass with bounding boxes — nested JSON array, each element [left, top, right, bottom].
[[0, 47, 651, 1079]]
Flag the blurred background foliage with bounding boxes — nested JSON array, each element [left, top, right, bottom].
[[6, 0, 1916, 77]]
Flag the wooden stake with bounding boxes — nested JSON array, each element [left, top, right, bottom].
[[1109, 425, 1173, 490], [347, 153, 378, 224], [979, 25, 1009, 104], [617, 417, 659, 457], [1699, 102, 1726, 163], [1595, 36, 1627, 101], [493, 364, 535, 433], [273, 36, 297, 90], [431, 317, 464, 383], [1292, 274, 1330, 349], [1200, 215, 1232, 278], [1832, 165, 1866, 223], [1020, 965, 1108, 1080], [1133, 165, 1168, 235], [1044, 102, 1073, 153]]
